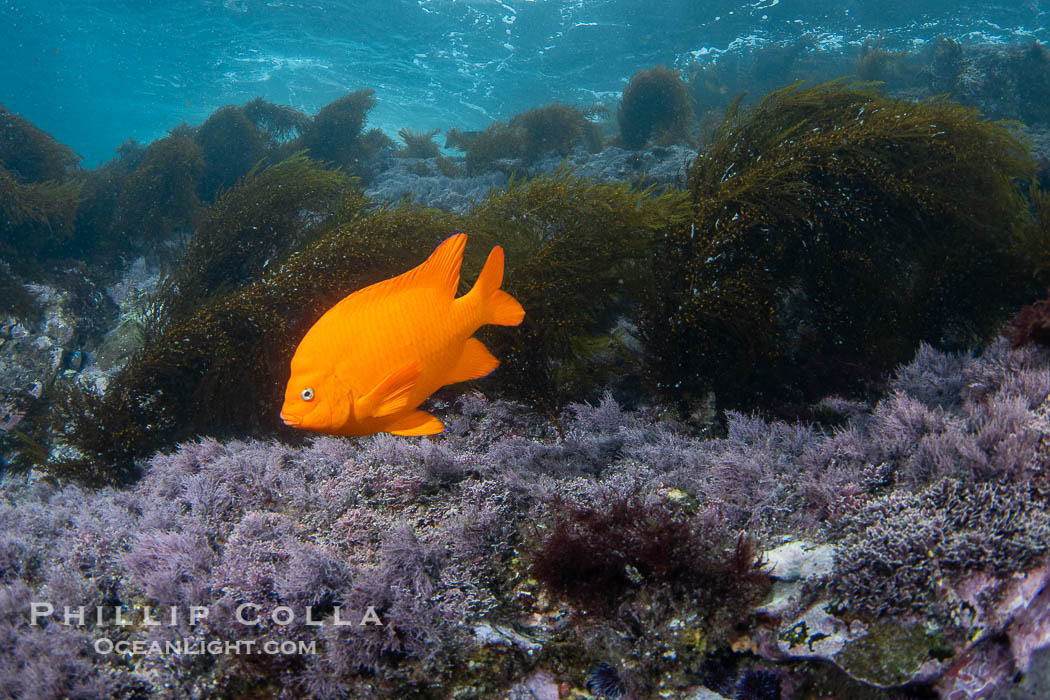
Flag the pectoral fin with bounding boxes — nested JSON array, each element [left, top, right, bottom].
[[384, 410, 446, 436], [355, 362, 419, 418]]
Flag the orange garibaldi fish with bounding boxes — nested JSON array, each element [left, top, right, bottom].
[[280, 233, 525, 437]]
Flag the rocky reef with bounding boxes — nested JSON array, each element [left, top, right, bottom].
[[1, 340, 1049, 697], [3, 39, 1050, 699]]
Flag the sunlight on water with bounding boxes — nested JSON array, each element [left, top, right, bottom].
[[0, 0, 1047, 163]]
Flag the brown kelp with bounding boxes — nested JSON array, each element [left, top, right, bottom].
[[0, 166, 83, 265], [617, 65, 695, 149], [0, 104, 80, 182], [15, 80, 1049, 489], [71, 95, 356, 266], [154, 153, 358, 325], [296, 89, 388, 179], [397, 127, 442, 159], [116, 133, 205, 247], [466, 167, 690, 411], [0, 104, 84, 267], [452, 102, 595, 175], [642, 80, 1041, 410]]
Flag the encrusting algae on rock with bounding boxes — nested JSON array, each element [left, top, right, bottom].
[[280, 233, 525, 436]]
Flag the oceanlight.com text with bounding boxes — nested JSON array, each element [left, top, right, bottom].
[[93, 638, 318, 656]]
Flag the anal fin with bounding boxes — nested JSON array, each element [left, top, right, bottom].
[[356, 361, 419, 418], [384, 410, 446, 436], [446, 337, 499, 385]]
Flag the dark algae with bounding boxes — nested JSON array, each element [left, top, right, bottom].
[[642, 80, 1042, 411], [450, 102, 599, 176], [618, 65, 695, 149], [0, 105, 83, 267], [529, 492, 769, 614], [466, 167, 690, 411], [296, 89, 386, 180]]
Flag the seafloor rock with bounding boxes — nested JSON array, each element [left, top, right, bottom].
[[473, 621, 544, 657], [1022, 126, 1050, 167], [936, 564, 1050, 698], [0, 259, 158, 466], [761, 524, 1050, 692], [364, 145, 696, 214], [762, 540, 836, 582], [994, 644, 1050, 699], [91, 318, 145, 374], [365, 156, 506, 213], [683, 688, 732, 700], [81, 257, 160, 392], [532, 144, 696, 186], [504, 670, 562, 700], [754, 539, 837, 621], [1, 282, 90, 457]]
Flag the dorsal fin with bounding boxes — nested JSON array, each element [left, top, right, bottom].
[[412, 233, 467, 297], [334, 234, 467, 313], [380, 233, 466, 298]]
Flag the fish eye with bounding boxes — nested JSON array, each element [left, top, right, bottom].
[[301, 388, 314, 401]]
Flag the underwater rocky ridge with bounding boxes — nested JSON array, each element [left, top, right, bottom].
[[3, 37, 1050, 698]]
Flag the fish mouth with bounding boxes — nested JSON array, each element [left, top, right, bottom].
[[279, 411, 301, 427]]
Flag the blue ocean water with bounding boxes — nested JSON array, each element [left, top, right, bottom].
[[2, 0, 1049, 166]]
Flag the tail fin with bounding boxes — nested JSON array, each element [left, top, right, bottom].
[[470, 246, 525, 326]]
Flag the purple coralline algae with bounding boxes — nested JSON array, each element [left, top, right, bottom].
[[0, 338, 1047, 697]]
